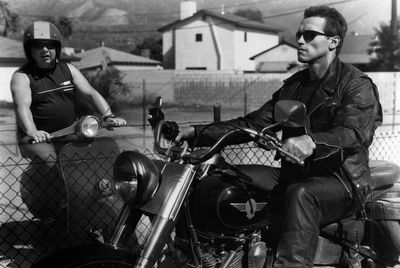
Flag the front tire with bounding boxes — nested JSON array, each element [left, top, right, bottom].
[[31, 244, 135, 268]]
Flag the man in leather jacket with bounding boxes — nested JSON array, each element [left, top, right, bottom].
[[176, 5, 382, 267]]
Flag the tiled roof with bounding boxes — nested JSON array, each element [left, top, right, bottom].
[[251, 35, 377, 64], [340, 34, 377, 63], [0, 36, 25, 60], [250, 41, 297, 60], [73, 46, 161, 70], [158, 9, 282, 33]]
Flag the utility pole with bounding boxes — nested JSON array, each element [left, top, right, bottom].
[[390, 0, 398, 70], [391, 0, 398, 129], [391, 0, 397, 37]]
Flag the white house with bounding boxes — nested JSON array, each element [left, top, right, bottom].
[[0, 36, 26, 102], [158, 1, 281, 72]]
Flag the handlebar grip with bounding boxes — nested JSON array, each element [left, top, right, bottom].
[[276, 147, 304, 166]]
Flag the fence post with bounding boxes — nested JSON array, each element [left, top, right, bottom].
[[243, 79, 247, 116], [394, 72, 398, 132], [142, 79, 146, 146], [214, 103, 221, 122]]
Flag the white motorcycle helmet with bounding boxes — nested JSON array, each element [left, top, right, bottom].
[[23, 21, 62, 62]]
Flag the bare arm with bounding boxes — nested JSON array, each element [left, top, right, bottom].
[[10, 72, 51, 142], [67, 63, 126, 126]]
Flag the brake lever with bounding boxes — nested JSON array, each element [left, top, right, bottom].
[[274, 146, 305, 166], [256, 133, 304, 166]]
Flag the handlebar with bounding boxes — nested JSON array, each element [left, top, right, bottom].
[[24, 115, 122, 144], [153, 120, 304, 165]]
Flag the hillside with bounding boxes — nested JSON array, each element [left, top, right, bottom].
[[3, 0, 393, 52]]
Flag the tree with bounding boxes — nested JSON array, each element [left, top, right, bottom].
[[131, 35, 162, 62], [56, 16, 73, 39], [0, 1, 20, 37], [367, 21, 400, 71], [76, 67, 131, 116], [38, 15, 73, 39], [234, 8, 264, 23]]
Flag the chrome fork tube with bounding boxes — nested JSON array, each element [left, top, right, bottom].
[[135, 164, 196, 268], [108, 204, 133, 249]]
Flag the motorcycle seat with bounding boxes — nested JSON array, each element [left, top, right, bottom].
[[320, 217, 364, 244], [365, 160, 400, 190]]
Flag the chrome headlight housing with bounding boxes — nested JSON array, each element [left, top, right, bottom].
[[113, 151, 160, 205], [77, 116, 100, 138]]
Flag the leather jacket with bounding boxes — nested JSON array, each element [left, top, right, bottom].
[[191, 57, 382, 198]]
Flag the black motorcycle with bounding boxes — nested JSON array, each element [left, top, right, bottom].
[[32, 100, 400, 268]]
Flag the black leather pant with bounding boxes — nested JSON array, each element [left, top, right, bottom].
[[238, 164, 355, 268], [272, 169, 355, 267]]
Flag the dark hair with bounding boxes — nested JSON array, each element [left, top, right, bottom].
[[304, 5, 347, 55]]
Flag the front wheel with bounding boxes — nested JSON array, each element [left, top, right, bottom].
[[31, 244, 134, 268]]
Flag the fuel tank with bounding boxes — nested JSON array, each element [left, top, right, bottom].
[[190, 174, 272, 235]]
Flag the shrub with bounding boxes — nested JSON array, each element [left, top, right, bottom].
[[76, 67, 131, 117]]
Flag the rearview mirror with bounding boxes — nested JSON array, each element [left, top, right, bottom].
[[148, 96, 164, 129], [155, 96, 163, 110], [274, 100, 306, 128]]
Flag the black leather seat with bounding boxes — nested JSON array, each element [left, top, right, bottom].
[[368, 160, 400, 189]]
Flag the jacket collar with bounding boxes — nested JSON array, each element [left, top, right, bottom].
[[319, 56, 342, 95], [280, 57, 343, 114], [307, 57, 342, 115]]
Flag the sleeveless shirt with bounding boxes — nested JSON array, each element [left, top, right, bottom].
[[17, 61, 76, 134]]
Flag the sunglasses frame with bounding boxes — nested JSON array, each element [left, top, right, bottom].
[[31, 41, 58, 50], [296, 30, 331, 43]]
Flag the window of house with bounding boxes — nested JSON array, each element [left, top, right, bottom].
[[244, 32, 247, 42], [195, 33, 203, 42]]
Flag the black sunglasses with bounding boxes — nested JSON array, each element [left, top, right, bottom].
[[295, 30, 330, 42], [32, 41, 58, 50]]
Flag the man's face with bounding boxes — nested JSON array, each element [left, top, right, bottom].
[[30, 41, 57, 68], [296, 17, 332, 63]]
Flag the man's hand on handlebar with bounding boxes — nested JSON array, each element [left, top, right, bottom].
[[28, 130, 51, 144], [175, 126, 195, 144], [281, 134, 316, 164], [103, 116, 127, 127]]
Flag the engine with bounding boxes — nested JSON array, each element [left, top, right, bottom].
[[172, 173, 275, 268]]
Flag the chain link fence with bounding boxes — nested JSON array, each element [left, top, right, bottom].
[[0, 131, 399, 267]]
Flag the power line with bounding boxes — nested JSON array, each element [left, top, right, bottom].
[[69, 0, 357, 34], [12, 0, 358, 35], [16, 0, 272, 19]]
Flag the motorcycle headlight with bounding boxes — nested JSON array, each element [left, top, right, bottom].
[[77, 116, 100, 138], [113, 151, 160, 205]]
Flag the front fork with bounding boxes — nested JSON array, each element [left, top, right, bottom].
[[135, 164, 195, 268], [107, 204, 141, 249], [109, 164, 196, 268]]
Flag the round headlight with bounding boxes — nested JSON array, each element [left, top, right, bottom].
[[78, 116, 100, 138], [113, 151, 160, 205]]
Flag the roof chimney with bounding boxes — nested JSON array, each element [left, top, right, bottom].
[[180, 1, 197, 20]]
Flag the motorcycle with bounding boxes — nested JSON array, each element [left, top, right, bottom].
[[32, 99, 400, 268], [20, 115, 125, 240]]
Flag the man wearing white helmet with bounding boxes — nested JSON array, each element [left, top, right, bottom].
[[10, 21, 126, 163]]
